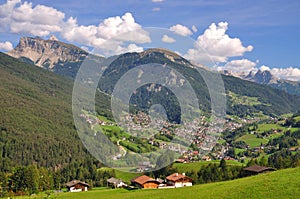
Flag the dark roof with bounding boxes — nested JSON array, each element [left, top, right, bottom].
[[131, 175, 159, 185], [107, 177, 122, 184], [166, 173, 192, 182], [243, 165, 275, 173], [66, 180, 90, 187]]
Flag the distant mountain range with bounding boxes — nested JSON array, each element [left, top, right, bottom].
[[244, 69, 300, 96], [221, 69, 300, 96]]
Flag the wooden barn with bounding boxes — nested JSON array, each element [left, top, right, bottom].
[[131, 175, 160, 189], [66, 180, 90, 192], [166, 173, 193, 188], [243, 165, 275, 176]]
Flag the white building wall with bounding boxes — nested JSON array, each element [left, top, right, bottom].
[[174, 182, 193, 188], [70, 187, 82, 192]]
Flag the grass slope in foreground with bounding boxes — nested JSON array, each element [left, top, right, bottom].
[[36, 167, 300, 199]]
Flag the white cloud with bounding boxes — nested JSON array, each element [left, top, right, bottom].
[[161, 34, 176, 43], [217, 59, 257, 75], [0, 0, 20, 16], [152, 0, 164, 2], [97, 13, 150, 43], [169, 24, 193, 36], [184, 22, 253, 64], [0, 41, 13, 51], [260, 65, 270, 72], [192, 25, 198, 33], [270, 67, 300, 82], [0, 0, 65, 36], [61, 12, 150, 56], [114, 43, 144, 55]]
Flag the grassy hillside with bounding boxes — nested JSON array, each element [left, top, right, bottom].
[[172, 160, 243, 173], [25, 167, 300, 199]]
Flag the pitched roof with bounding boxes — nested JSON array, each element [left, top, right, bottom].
[[131, 175, 159, 185], [66, 180, 90, 187], [243, 165, 275, 173], [166, 173, 192, 182], [107, 177, 122, 184]]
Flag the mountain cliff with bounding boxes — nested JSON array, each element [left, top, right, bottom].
[[245, 70, 278, 84], [7, 36, 93, 77]]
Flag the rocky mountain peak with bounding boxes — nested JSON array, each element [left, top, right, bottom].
[[245, 69, 278, 84], [7, 36, 88, 69]]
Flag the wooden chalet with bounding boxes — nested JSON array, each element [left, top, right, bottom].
[[243, 165, 275, 175], [166, 173, 193, 188], [66, 180, 90, 192], [131, 175, 160, 189]]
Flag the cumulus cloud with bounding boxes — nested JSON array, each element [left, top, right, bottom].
[[0, 0, 65, 36], [161, 34, 176, 43], [0, 41, 13, 51], [169, 24, 193, 36], [217, 59, 257, 75], [184, 22, 253, 64], [270, 67, 300, 82], [152, 0, 164, 2], [61, 12, 150, 56]]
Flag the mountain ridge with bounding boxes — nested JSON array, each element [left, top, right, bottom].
[[6, 36, 300, 118]]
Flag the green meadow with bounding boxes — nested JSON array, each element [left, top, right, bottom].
[[18, 167, 300, 199], [236, 134, 268, 148]]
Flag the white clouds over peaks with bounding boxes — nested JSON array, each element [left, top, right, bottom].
[[270, 67, 300, 82], [217, 59, 257, 75], [260, 65, 271, 72], [0, 0, 65, 36], [0, 41, 13, 51], [184, 22, 253, 64], [169, 24, 193, 36]]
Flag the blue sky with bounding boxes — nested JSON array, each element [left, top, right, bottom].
[[0, 0, 300, 80]]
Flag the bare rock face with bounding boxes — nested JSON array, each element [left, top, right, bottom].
[[7, 36, 88, 69], [245, 70, 278, 84]]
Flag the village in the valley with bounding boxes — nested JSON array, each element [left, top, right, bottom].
[[80, 111, 266, 172]]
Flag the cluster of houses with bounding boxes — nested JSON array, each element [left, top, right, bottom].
[[65, 172, 192, 192], [65, 164, 276, 193], [130, 173, 192, 189], [106, 173, 193, 189]]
